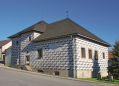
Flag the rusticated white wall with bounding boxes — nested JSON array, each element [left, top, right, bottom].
[[75, 38, 108, 71], [11, 32, 109, 78]]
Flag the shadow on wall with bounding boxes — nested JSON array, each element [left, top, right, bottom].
[[20, 38, 75, 77], [68, 38, 74, 77], [92, 54, 100, 78]]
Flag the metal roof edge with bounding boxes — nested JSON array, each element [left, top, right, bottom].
[[33, 33, 110, 47], [76, 34, 111, 47]]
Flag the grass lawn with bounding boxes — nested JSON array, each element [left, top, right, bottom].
[[81, 78, 119, 84], [5, 64, 10, 67], [0, 58, 3, 60]]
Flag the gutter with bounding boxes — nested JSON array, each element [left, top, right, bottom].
[[77, 34, 111, 47], [33, 33, 110, 47]]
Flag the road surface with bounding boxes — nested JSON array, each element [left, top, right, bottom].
[[0, 68, 113, 86]]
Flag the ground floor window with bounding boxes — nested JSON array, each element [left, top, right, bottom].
[[88, 49, 92, 59], [94, 51, 98, 60]]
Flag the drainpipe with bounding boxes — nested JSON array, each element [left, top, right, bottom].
[[17, 34, 20, 65], [71, 35, 75, 78]]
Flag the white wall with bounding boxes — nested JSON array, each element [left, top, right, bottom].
[[2, 41, 12, 52], [75, 37, 108, 71], [34, 32, 40, 39], [0, 48, 1, 59], [5, 48, 11, 65]]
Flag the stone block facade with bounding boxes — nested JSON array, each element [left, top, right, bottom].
[[11, 32, 108, 78]]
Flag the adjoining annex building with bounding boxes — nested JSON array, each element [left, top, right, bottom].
[[8, 18, 110, 78]]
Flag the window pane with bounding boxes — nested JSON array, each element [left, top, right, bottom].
[[16, 41, 18, 45], [89, 50, 92, 59], [37, 49, 42, 59], [81, 48, 85, 58], [95, 51, 98, 60], [29, 36, 31, 41], [103, 53, 105, 59]]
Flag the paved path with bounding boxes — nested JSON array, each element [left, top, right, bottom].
[[0, 67, 114, 86]]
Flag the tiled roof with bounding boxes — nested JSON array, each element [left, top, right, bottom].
[[8, 18, 110, 46], [0, 39, 11, 47], [8, 21, 47, 38], [108, 51, 114, 60], [34, 18, 110, 46]]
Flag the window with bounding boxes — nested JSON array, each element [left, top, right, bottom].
[[37, 70, 43, 73], [37, 49, 42, 59], [16, 41, 18, 45], [54, 71, 59, 76], [94, 51, 98, 60], [27, 51, 29, 53], [26, 56, 29, 61], [28, 36, 31, 41], [88, 49, 92, 59], [103, 52, 105, 59], [81, 48, 85, 58]]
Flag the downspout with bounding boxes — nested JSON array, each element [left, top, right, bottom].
[[17, 34, 20, 65], [71, 35, 75, 78]]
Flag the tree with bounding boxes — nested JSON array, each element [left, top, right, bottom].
[[108, 39, 119, 79]]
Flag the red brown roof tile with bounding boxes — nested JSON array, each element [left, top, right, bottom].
[[0, 39, 11, 47]]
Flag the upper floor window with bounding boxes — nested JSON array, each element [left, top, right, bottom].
[[94, 51, 98, 60], [88, 49, 92, 59], [37, 49, 42, 59], [81, 48, 85, 58], [28, 36, 31, 41], [103, 52, 105, 59], [16, 41, 18, 45]]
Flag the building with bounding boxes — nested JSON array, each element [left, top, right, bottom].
[[5, 46, 12, 66], [0, 40, 12, 61], [8, 18, 110, 78]]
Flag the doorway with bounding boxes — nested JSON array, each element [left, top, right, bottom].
[[25, 55, 30, 65]]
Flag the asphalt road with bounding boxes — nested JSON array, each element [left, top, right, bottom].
[[0, 68, 113, 86]]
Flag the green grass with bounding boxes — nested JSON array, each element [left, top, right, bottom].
[[81, 78, 119, 84], [5, 64, 10, 67], [0, 58, 3, 60]]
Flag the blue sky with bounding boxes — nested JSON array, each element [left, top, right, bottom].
[[0, 0, 119, 50]]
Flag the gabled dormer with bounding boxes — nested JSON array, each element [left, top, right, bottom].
[[8, 20, 48, 40]]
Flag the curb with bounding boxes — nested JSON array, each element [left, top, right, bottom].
[[0, 65, 117, 86]]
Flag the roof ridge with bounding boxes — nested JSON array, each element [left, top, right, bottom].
[[22, 20, 47, 31], [48, 18, 69, 25]]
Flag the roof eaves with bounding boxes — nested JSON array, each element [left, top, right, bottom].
[[33, 33, 110, 47], [77, 34, 111, 47], [33, 33, 77, 42], [8, 29, 43, 38]]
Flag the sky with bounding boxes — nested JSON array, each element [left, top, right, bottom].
[[0, 0, 119, 50]]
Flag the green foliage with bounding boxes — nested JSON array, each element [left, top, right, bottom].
[[102, 77, 107, 80], [5, 64, 10, 67], [81, 78, 119, 84], [113, 79, 115, 82], [0, 58, 3, 60], [108, 39, 119, 79]]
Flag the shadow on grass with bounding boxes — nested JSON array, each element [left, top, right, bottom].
[[80, 78, 119, 84]]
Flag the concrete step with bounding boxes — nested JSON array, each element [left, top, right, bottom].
[[25, 65, 32, 71]]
